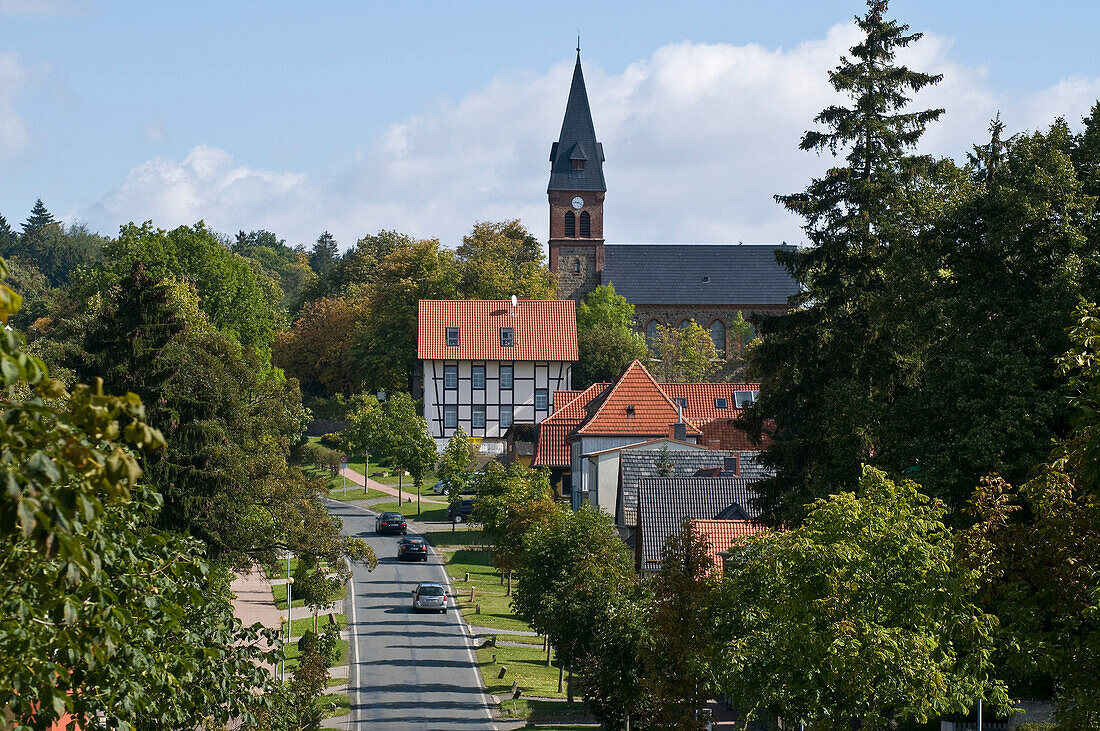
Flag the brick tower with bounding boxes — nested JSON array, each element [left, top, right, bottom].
[[548, 49, 606, 302]]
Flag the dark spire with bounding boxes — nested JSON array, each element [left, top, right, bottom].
[[548, 51, 605, 193]]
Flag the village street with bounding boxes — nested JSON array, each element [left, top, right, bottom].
[[325, 499, 498, 730]]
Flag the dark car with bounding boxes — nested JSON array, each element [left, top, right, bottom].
[[448, 499, 474, 524], [375, 512, 407, 535], [397, 536, 429, 562]]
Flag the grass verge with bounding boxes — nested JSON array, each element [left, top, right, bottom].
[[273, 581, 346, 611], [477, 643, 566, 699], [424, 526, 487, 549], [372, 500, 449, 523], [283, 638, 349, 672], [498, 699, 591, 723], [316, 692, 350, 718], [327, 485, 389, 502], [288, 613, 346, 637]]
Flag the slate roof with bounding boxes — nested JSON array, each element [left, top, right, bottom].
[[548, 53, 606, 193], [692, 519, 766, 569], [618, 450, 730, 528], [637, 477, 761, 573], [602, 244, 799, 306], [417, 299, 578, 362], [574, 360, 702, 437]]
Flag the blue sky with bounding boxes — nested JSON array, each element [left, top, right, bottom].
[[1, 0, 1098, 249]]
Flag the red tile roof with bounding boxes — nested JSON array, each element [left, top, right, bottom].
[[692, 519, 766, 568], [545, 383, 607, 423], [417, 299, 578, 361], [575, 361, 702, 437], [660, 382, 759, 421], [532, 423, 575, 467]]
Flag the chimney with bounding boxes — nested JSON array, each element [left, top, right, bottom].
[[673, 422, 687, 441], [722, 452, 741, 477]]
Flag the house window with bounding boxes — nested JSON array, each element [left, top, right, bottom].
[[472, 365, 485, 390], [535, 389, 548, 411], [573, 258, 581, 274], [444, 404, 458, 428], [645, 319, 659, 348], [709, 319, 726, 358], [444, 364, 457, 390], [446, 327, 460, 347], [472, 405, 486, 429], [565, 211, 575, 237], [500, 327, 514, 347], [714, 397, 728, 410], [500, 405, 513, 428], [500, 364, 513, 389], [579, 211, 591, 237], [674, 397, 687, 409], [571, 159, 585, 170]]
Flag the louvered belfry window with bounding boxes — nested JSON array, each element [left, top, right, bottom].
[[565, 211, 575, 237], [579, 211, 591, 237]]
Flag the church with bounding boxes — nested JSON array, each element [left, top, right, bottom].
[[546, 51, 800, 357]]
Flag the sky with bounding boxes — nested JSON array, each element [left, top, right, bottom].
[[1, 0, 1099, 250]]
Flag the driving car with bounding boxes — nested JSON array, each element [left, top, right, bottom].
[[375, 512, 407, 535], [448, 499, 474, 523], [397, 536, 429, 562], [411, 582, 448, 613]]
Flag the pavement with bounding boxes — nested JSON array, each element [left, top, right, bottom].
[[327, 498, 498, 730], [338, 465, 448, 506]]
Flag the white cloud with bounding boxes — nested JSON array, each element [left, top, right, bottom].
[[90, 145, 318, 238], [87, 26, 1100, 248], [0, 51, 29, 158]]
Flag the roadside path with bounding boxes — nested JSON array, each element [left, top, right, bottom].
[[338, 465, 448, 506], [231, 566, 283, 630]]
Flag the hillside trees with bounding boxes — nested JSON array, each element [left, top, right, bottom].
[[456, 219, 555, 300], [746, 0, 949, 524], [273, 294, 372, 397], [233, 229, 317, 309]]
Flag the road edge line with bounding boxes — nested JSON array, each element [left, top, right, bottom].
[[344, 555, 359, 726]]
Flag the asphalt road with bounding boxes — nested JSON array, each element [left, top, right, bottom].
[[326, 500, 498, 730]]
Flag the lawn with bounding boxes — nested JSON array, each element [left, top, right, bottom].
[[442, 549, 536, 633], [372, 499, 449, 523], [287, 613, 346, 637], [326, 485, 389, 502], [477, 643, 567, 699], [272, 581, 346, 611], [346, 455, 439, 491], [498, 699, 591, 724], [283, 638, 349, 672], [424, 526, 487, 548], [316, 692, 350, 718]]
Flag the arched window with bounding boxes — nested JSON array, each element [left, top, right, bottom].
[[679, 319, 692, 330], [645, 319, 659, 348], [564, 211, 575, 237], [579, 211, 591, 237], [573, 258, 581, 274], [709, 319, 726, 358]]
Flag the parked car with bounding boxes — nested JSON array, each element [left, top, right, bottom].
[[448, 499, 474, 523], [431, 479, 450, 495], [375, 512, 407, 535], [397, 536, 429, 562], [411, 582, 448, 613]]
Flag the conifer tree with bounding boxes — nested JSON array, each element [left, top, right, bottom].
[[0, 214, 15, 256], [22, 198, 56, 235], [309, 231, 339, 277], [746, 0, 944, 524]]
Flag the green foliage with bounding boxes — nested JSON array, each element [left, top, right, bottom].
[[233, 229, 317, 310], [746, 0, 949, 524], [438, 426, 475, 504], [342, 392, 390, 466], [12, 221, 108, 288], [0, 260, 280, 728], [456, 219, 555, 300], [22, 198, 56, 235], [274, 294, 371, 397], [573, 284, 648, 388], [383, 391, 437, 488], [473, 461, 561, 579], [716, 466, 1008, 729], [254, 625, 341, 730], [104, 221, 283, 354], [649, 320, 718, 382], [309, 231, 339, 279]]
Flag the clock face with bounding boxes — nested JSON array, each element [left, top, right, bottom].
[[571, 196, 584, 210]]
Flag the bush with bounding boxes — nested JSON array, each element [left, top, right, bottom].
[[319, 432, 344, 450]]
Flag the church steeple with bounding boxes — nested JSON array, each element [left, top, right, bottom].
[[547, 48, 606, 302], [548, 51, 606, 193]]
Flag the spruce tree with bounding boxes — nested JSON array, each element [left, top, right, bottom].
[[0, 214, 15, 257], [309, 231, 339, 277], [22, 199, 56, 235], [746, 0, 944, 524]]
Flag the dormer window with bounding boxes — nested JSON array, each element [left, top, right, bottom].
[[715, 397, 729, 410], [446, 327, 460, 347], [571, 159, 585, 170], [500, 326, 514, 347]]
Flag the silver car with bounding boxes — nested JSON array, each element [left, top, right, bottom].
[[411, 582, 449, 614]]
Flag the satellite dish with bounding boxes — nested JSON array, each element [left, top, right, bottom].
[[510, 295, 518, 308]]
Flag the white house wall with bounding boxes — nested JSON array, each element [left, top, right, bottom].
[[423, 359, 571, 443]]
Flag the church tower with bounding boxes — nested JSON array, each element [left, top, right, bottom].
[[548, 50, 606, 302]]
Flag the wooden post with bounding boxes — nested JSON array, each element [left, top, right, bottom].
[[464, 572, 470, 582], [497, 666, 507, 679], [475, 602, 481, 614], [470, 587, 476, 602]]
